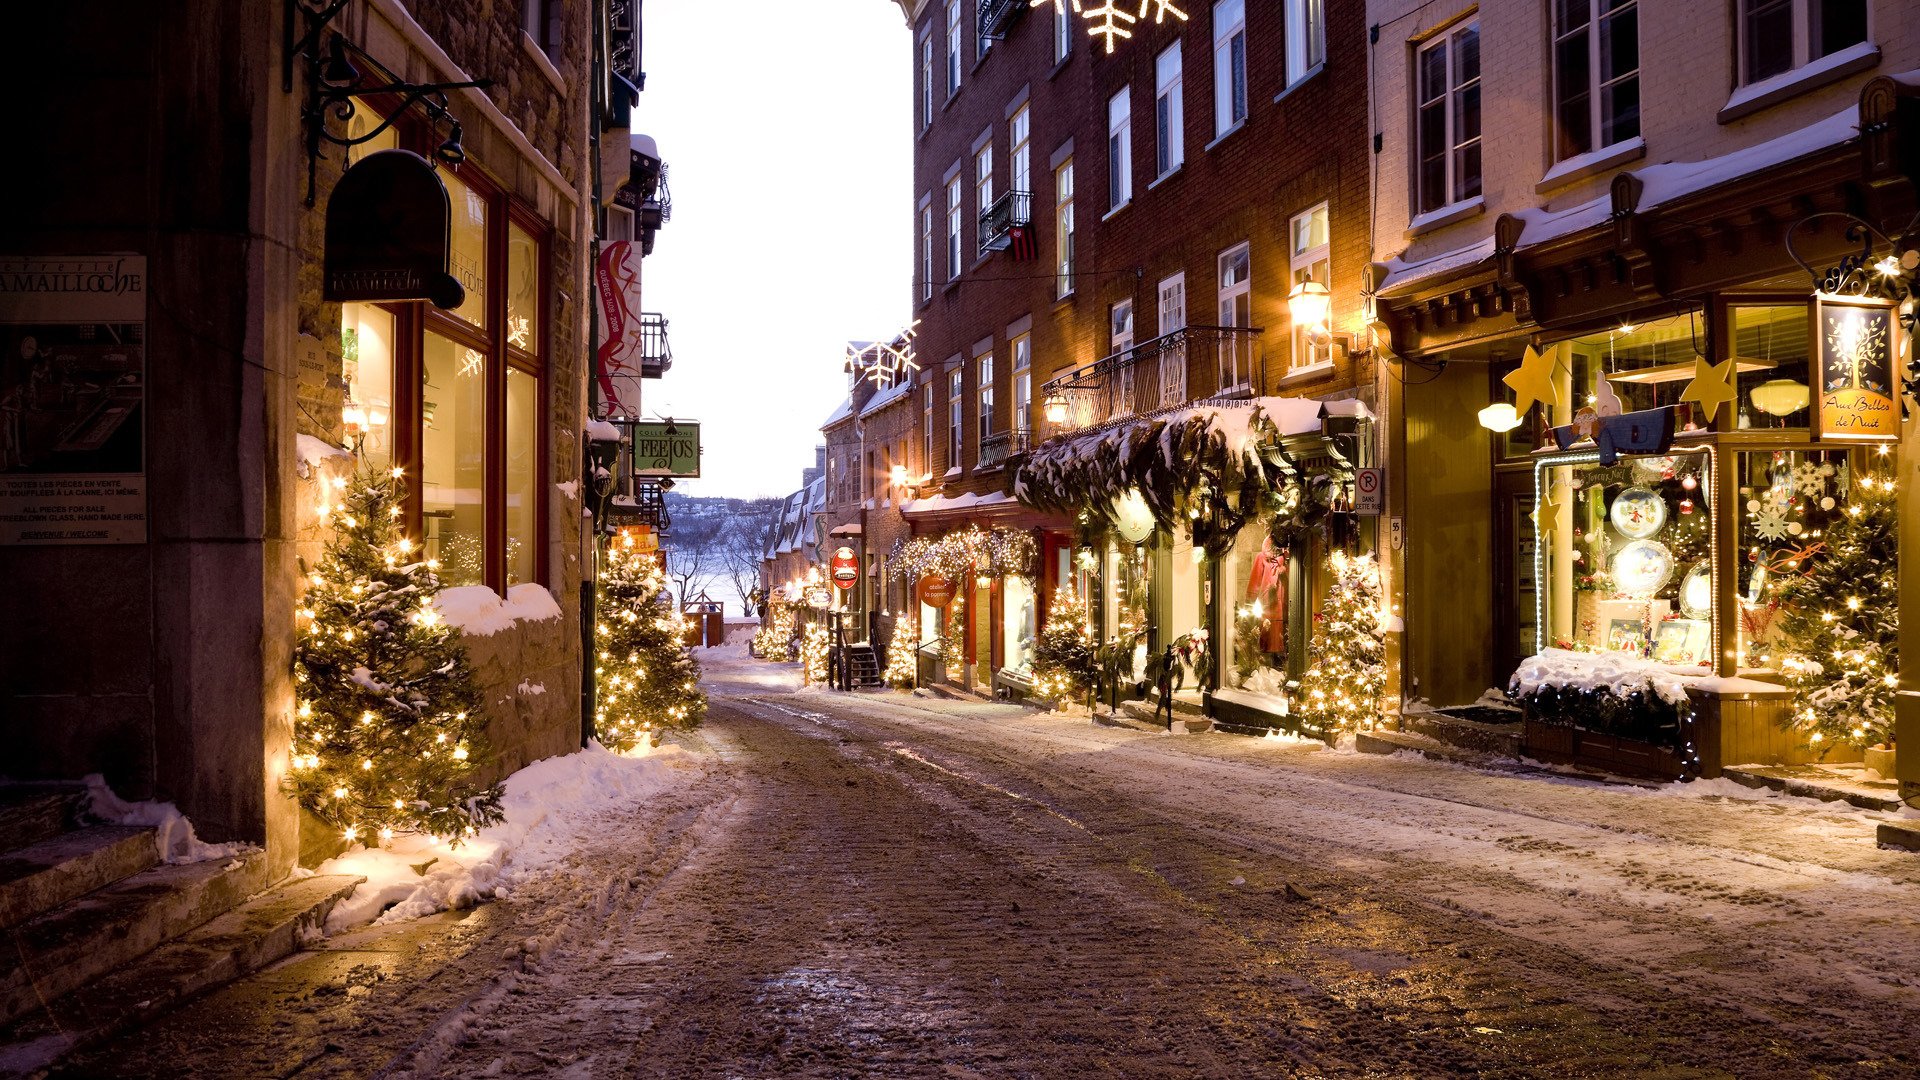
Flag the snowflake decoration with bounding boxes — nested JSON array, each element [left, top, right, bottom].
[[1081, 1, 1139, 53], [1791, 461, 1833, 497], [1029, 0, 1084, 11], [1752, 504, 1793, 541], [1139, 0, 1189, 23]]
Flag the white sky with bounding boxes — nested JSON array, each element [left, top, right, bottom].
[[637, 0, 912, 500]]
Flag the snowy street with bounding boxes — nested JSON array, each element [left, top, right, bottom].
[[52, 652, 1920, 1078]]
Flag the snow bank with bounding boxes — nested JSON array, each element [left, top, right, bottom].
[[85, 774, 255, 866], [1510, 648, 1699, 706], [432, 583, 563, 637], [554, 480, 579, 501], [294, 433, 354, 480], [317, 740, 693, 930]]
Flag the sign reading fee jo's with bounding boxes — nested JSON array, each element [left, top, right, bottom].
[[629, 421, 701, 478]]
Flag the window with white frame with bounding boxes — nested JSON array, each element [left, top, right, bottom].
[[977, 349, 995, 442], [1111, 298, 1136, 413], [1053, 0, 1072, 63], [1289, 204, 1330, 370], [920, 30, 934, 129], [1055, 161, 1075, 297], [946, 0, 963, 96], [1738, 0, 1868, 86], [1553, 0, 1639, 163], [946, 177, 963, 279], [923, 385, 934, 474], [976, 143, 994, 229], [1012, 334, 1032, 432], [1415, 20, 1481, 215], [948, 368, 965, 470], [1213, 0, 1247, 138], [1010, 105, 1031, 194], [1155, 43, 1184, 178], [1217, 242, 1252, 390], [920, 198, 934, 301], [1284, 0, 1325, 84], [1108, 87, 1132, 211]]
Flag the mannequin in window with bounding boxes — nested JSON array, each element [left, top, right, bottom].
[[1245, 536, 1288, 654]]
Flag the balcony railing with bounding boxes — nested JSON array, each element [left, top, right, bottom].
[[640, 312, 671, 378], [978, 0, 1026, 40], [978, 189, 1033, 257], [977, 428, 1032, 470], [1039, 325, 1264, 433]]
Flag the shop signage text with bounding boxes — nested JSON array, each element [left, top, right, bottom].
[[323, 151, 464, 310], [1812, 293, 1901, 443], [917, 574, 957, 608], [629, 420, 701, 477], [831, 545, 859, 590]]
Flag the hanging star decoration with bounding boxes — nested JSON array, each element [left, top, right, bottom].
[[1533, 481, 1563, 538], [1678, 356, 1737, 424], [1503, 346, 1563, 419]]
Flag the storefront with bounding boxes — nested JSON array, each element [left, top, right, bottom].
[[890, 516, 1040, 695]]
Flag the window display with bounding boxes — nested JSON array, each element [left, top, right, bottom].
[[1732, 447, 1852, 670], [1105, 541, 1152, 681], [1539, 448, 1713, 665], [1223, 525, 1292, 701], [1002, 574, 1036, 677]]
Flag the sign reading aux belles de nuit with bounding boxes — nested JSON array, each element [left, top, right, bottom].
[[1813, 293, 1902, 443], [630, 421, 701, 478], [0, 255, 148, 545]]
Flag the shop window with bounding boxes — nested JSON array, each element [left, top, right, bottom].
[[1559, 313, 1709, 425], [343, 108, 398, 165], [422, 333, 489, 586], [1105, 542, 1152, 681], [341, 303, 396, 473], [1223, 525, 1297, 701], [505, 367, 538, 585], [1730, 305, 1811, 430], [1003, 574, 1036, 677], [443, 168, 489, 330], [1536, 448, 1715, 664], [507, 222, 540, 352], [1734, 448, 1853, 669]]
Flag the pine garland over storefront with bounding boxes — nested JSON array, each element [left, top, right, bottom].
[[889, 525, 1037, 583]]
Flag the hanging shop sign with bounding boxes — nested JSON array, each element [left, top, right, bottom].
[[323, 151, 465, 310], [616, 524, 658, 554], [805, 586, 832, 608], [594, 240, 645, 419], [629, 420, 701, 478], [0, 254, 148, 544], [1812, 293, 1901, 443], [917, 574, 958, 609], [1110, 489, 1155, 544], [831, 545, 859, 590]]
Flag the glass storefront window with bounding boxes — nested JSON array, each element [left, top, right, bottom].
[[1560, 313, 1707, 426], [340, 303, 395, 473], [443, 169, 489, 330], [1223, 524, 1293, 701], [505, 367, 538, 585], [1538, 448, 1714, 664], [1730, 305, 1811, 431], [1002, 575, 1036, 676], [1734, 447, 1851, 669], [343, 109, 397, 165], [1105, 542, 1152, 680], [422, 332, 488, 585], [507, 222, 539, 353]]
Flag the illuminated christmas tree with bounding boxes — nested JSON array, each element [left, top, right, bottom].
[[753, 598, 795, 661], [596, 533, 707, 751], [884, 618, 920, 689], [1032, 586, 1097, 706], [287, 465, 503, 846], [1289, 550, 1386, 738], [801, 622, 831, 684], [1775, 472, 1899, 750]]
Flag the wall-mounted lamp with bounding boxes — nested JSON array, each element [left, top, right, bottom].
[[889, 463, 909, 487], [1288, 279, 1363, 354], [1042, 392, 1069, 425]]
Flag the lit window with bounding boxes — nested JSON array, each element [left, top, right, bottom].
[[1212, 0, 1247, 137], [422, 333, 489, 585], [1289, 204, 1330, 371], [1108, 87, 1132, 211], [1738, 0, 1868, 86], [1284, 0, 1325, 84], [1415, 20, 1481, 214], [1055, 161, 1075, 298], [443, 168, 489, 330], [1155, 43, 1184, 178], [1553, 0, 1639, 162]]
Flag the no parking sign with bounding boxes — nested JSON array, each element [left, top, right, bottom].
[[1354, 468, 1384, 517]]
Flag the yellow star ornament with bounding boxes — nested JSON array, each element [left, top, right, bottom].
[[1503, 346, 1563, 420], [1678, 356, 1737, 424], [1533, 482, 1563, 539]]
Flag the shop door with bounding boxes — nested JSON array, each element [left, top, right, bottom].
[[1492, 469, 1539, 681], [973, 581, 993, 685]]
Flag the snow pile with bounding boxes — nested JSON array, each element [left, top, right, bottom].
[[84, 774, 255, 866], [432, 583, 563, 637], [1510, 648, 1698, 706], [554, 480, 579, 501], [317, 740, 694, 930], [583, 420, 622, 442], [293, 433, 354, 480]]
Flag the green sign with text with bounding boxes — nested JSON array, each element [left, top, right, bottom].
[[630, 421, 700, 477]]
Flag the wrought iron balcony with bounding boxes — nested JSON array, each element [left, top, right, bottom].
[[640, 312, 671, 378], [1038, 325, 1265, 433], [978, 0, 1026, 41], [977, 428, 1033, 470], [978, 190, 1033, 257]]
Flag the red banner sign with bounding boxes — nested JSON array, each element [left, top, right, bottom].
[[831, 546, 859, 590], [916, 574, 957, 608]]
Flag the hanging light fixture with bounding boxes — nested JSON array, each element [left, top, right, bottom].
[[1477, 402, 1523, 432], [1749, 379, 1810, 417], [1042, 391, 1069, 424]]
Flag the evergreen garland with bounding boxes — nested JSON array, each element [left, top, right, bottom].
[[288, 465, 503, 845], [595, 533, 706, 751], [1774, 474, 1900, 749]]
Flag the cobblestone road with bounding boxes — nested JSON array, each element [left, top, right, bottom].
[[53, 658, 1920, 1078]]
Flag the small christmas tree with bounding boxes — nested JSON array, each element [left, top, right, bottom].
[[1775, 473, 1899, 750], [1289, 550, 1386, 738], [801, 622, 831, 684], [596, 533, 707, 751], [287, 465, 503, 845], [1032, 586, 1097, 707], [753, 598, 795, 661], [884, 617, 920, 689]]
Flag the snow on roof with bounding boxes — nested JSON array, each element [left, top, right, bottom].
[[1378, 235, 1499, 293], [901, 491, 1016, 516], [294, 433, 354, 479], [860, 377, 915, 417], [630, 132, 659, 160], [822, 397, 855, 428]]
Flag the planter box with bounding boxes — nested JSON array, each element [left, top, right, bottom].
[[1523, 681, 1859, 781], [1524, 719, 1687, 781]]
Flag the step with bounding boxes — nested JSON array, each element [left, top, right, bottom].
[[1357, 728, 1495, 764], [0, 873, 363, 1075], [1878, 820, 1920, 854], [1117, 697, 1210, 731], [0, 826, 158, 931], [0, 785, 86, 853], [1721, 765, 1904, 813], [0, 848, 269, 1030], [1400, 709, 1524, 757]]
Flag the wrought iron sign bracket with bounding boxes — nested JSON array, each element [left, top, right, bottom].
[[285, 0, 493, 206]]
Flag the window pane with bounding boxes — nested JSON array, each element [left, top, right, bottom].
[[1555, 31, 1592, 158], [506, 222, 539, 354], [1731, 305, 1812, 429], [1453, 25, 1479, 84], [343, 109, 398, 166], [506, 367, 538, 585], [1601, 73, 1639, 147], [442, 170, 488, 330], [1457, 142, 1483, 200], [1418, 43, 1448, 106], [341, 303, 396, 475], [1811, 0, 1867, 59], [422, 332, 489, 586], [1418, 102, 1447, 212], [1743, 0, 1793, 83], [1230, 35, 1247, 121]]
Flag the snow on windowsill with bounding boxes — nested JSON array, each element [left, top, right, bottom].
[[294, 433, 354, 480], [432, 583, 564, 637], [1405, 196, 1485, 238], [1720, 41, 1880, 124], [555, 480, 579, 501], [1535, 136, 1646, 194], [584, 420, 622, 442]]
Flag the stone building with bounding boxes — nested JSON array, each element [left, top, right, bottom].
[[0, 0, 623, 879]]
